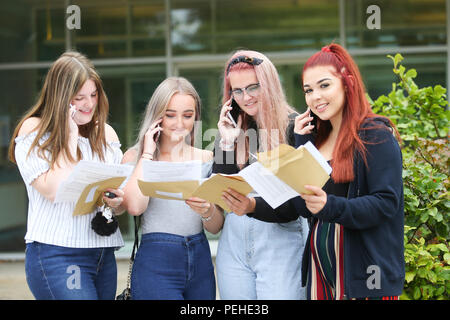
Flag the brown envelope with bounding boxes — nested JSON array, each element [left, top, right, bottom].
[[192, 174, 253, 212], [257, 144, 330, 194], [137, 180, 200, 201], [138, 176, 253, 212], [73, 176, 127, 216]]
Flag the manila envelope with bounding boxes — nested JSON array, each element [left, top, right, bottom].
[[192, 174, 253, 212], [73, 176, 127, 216], [137, 180, 200, 201], [138, 175, 253, 212], [257, 144, 330, 195]]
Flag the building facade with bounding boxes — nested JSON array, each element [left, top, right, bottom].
[[0, 0, 447, 251]]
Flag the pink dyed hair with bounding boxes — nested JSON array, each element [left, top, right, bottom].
[[223, 50, 295, 150]]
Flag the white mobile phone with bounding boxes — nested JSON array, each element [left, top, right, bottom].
[[69, 104, 77, 118]]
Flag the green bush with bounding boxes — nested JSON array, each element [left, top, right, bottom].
[[370, 53, 450, 300]]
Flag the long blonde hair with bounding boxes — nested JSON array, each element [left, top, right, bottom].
[[132, 77, 201, 161], [8, 51, 109, 167]]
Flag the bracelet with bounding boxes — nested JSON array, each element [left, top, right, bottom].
[[141, 152, 153, 160], [219, 138, 235, 151], [201, 206, 215, 222], [201, 215, 213, 222]]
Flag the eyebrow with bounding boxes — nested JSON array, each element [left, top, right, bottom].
[[303, 78, 332, 88], [165, 108, 195, 112], [76, 90, 98, 97], [231, 82, 259, 91]]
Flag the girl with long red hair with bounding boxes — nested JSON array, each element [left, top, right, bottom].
[[294, 43, 405, 300]]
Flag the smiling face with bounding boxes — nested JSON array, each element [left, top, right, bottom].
[[70, 79, 98, 126], [161, 93, 196, 142], [303, 65, 346, 126], [229, 69, 261, 117]]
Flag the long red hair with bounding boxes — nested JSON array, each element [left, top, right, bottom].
[[302, 43, 398, 183]]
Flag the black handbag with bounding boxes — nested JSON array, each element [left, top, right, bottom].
[[116, 216, 140, 300]]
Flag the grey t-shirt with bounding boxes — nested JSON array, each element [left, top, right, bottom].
[[141, 161, 213, 237]]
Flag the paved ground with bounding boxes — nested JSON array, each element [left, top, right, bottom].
[[0, 257, 218, 300]]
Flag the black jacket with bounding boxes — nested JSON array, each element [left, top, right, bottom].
[[294, 118, 405, 298]]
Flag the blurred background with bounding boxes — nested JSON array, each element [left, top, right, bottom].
[[0, 0, 447, 253]]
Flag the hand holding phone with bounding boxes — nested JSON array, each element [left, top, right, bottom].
[[69, 103, 77, 118], [294, 107, 316, 135], [226, 99, 241, 128]]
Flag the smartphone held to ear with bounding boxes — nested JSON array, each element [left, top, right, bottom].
[[226, 99, 241, 127], [154, 126, 161, 142], [69, 104, 77, 118]]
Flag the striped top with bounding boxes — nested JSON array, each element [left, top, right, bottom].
[[307, 172, 348, 300], [14, 131, 124, 248]]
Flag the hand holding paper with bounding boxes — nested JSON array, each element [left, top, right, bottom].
[[54, 160, 133, 216], [300, 185, 328, 214]]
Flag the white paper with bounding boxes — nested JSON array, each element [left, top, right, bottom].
[[238, 162, 299, 209], [54, 160, 133, 203], [141, 160, 203, 182]]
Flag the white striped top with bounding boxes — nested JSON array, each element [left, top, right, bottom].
[[14, 131, 124, 248]]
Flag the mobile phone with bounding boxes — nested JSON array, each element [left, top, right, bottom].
[[104, 191, 117, 199], [309, 110, 318, 133], [226, 99, 241, 127], [154, 126, 161, 142], [69, 104, 77, 117]]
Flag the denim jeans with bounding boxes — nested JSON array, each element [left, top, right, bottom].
[[25, 242, 117, 300], [216, 213, 308, 300], [131, 232, 216, 300]]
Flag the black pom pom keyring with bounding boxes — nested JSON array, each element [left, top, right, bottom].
[[91, 191, 119, 236]]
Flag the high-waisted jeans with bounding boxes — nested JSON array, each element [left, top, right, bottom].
[[25, 242, 117, 300], [216, 213, 308, 300], [130, 232, 216, 300]]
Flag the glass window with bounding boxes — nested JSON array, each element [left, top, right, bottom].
[[0, 2, 66, 63], [0, 68, 44, 251], [345, 0, 446, 48], [172, 0, 340, 55], [131, 2, 167, 57]]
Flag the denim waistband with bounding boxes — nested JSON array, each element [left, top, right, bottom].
[[141, 232, 206, 245]]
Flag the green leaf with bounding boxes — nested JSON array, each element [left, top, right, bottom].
[[405, 271, 416, 283], [405, 69, 417, 79], [444, 253, 450, 264]]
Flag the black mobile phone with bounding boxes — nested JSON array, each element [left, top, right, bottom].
[[227, 99, 241, 127], [104, 192, 117, 199], [309, 110, 318, 134]]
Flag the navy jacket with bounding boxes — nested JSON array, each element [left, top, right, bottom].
[[293, 118, 405, 298]]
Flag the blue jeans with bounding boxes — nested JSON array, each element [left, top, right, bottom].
[[216, 213, 308, 300], [25, 242, 117, 300], [131, 232, 216, 300]]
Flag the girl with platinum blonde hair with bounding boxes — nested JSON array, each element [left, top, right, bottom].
[[9, 51, 125, 300], [121, 77, 224, 300]]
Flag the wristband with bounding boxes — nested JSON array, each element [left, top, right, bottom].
[[141, 152, 153, 160], [201, 215, 213, 222], [219, 138, 235, 151]]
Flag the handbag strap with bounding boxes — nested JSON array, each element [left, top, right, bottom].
[[125, 216, 140, 289]]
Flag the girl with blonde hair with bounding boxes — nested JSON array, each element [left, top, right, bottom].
[[8, 51, 125, 300], [213, 50, 309, 300], [121, 77, 223, 299]]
